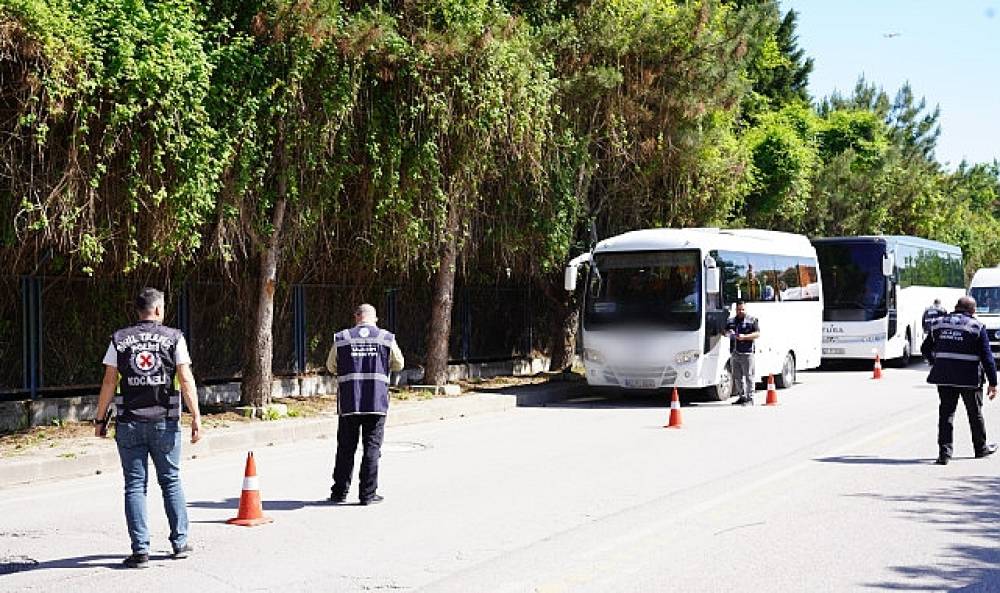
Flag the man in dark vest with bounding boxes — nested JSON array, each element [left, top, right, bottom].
[[326, 303, 404, 505], [922, 298, 948, 333], [94, 287, 202, 568], [920, 296, 998, 465], [726, 300, 760, 406]]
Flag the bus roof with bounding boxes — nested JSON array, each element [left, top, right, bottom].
[[812, 235, 962, 255], [594, 228, 815, 256], [971, 267, 1000, 288]]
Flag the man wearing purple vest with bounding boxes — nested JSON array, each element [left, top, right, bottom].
[[326, 303, 404, 505]]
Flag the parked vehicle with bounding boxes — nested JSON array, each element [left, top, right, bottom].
[[813, 236, 964, 365], [564, 228, 823, 401]]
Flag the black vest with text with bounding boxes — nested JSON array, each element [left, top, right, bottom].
[[927, 313, 989, 388], [112, 320, 182, 421], [335, 325, 393, 415]]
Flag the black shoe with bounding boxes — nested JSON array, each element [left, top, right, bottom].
[[360, 494, 384, 506], [172, 544, 193, 559], [731, 398, 747, 406], [122, 553, 149, 569], [329, 493, 347, 503], [935, 456, 950, 465], [976, 443, 998, 458]]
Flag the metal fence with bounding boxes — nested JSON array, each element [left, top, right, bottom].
[[1, 276, 540, 400]]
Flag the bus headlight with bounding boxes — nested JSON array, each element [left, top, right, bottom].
[[674, 350, 700, 365], [583, 348, 605, 364]]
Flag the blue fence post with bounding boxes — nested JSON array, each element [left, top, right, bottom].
[[21, 276, 41, 399], [292, 285, 306, 374], [177, 282, 191, 342], [525, 286, 533, 359], [461, 288, 471, 362], [383, 288, 398, 334]]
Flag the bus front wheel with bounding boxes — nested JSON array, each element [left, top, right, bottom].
[[709, 363, 733, 401], [775, 352, 796, 389]]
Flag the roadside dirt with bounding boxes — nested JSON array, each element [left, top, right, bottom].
[[0, 374, 571, 458]]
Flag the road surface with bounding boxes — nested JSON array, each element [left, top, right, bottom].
[[2, 364, 999, 592]]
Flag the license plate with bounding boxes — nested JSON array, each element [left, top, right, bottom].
[[823, 348, 846, 355], [624, 378, 658, 389]]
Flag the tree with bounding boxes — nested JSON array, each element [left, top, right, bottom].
[[748, 8, 813, 108]]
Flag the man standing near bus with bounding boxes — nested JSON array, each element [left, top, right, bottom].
[[727, 300, 760, 406], [920, 296, 998, 465], [922, 298, 947, 333]]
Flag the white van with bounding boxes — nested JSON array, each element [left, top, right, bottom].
[[969, 266, 1000, 355]]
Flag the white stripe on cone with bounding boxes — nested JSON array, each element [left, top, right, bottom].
[[242, 476, 260, 491]]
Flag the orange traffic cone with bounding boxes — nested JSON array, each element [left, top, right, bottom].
[[227, 451, 273, 527], [765, 374, 779, 406], [665, 387, 682, 429], [872, 354, 883, 380]]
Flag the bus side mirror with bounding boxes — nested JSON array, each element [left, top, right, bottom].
[[704, 256, 720, 294], [705, 268, 721, 294], [882, 254, 895, 277], [564, 266, 578, 292]]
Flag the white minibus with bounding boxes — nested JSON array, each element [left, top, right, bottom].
[[565, 228, 823, 400]]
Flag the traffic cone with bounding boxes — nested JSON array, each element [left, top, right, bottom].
[[872, 354, 883, 380], [227, 451, 273, 527], [765, 374, 779, 406], [665, 387, 682, 429]]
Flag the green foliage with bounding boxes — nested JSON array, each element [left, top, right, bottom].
[[2, 0, 225, 273], [3, 0, 1000, 306], [742, 103, 819, 229]]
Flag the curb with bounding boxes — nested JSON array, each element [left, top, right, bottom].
[[0, 384, 578, 489]]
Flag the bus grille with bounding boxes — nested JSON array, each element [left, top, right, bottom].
[[610, 365, 678, 386]]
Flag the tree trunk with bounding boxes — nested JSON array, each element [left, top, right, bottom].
[[541, 279, 579, 372], [240, 122, 289, 408], [423, 199, 461, 385]]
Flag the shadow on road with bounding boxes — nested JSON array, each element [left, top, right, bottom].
[[815, 455, 930, 466], [815, 359, 930, 374], [849, 475, 1000, 591], [188, 497, 329, 511], [7, 553, 167, 572]]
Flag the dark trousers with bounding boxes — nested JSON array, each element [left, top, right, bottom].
[[331, 414, 386, 501], [938, 386, 988, 457]]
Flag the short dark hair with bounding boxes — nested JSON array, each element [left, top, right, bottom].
[[136, 287, 164, 312], [735, 299, 745, 306]]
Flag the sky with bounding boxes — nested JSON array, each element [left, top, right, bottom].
[[780, 0, 1000, 168]]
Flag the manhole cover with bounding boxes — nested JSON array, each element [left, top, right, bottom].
[[0, 555, 38, 575], [381, 441, 428, 453]]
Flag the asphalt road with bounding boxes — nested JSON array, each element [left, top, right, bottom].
[[3, 363, 1000, 592]]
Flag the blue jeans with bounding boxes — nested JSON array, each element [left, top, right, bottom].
[[115, 419, 188, 554]]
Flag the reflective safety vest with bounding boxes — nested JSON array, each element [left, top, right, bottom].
[[922, 305, 947, 333], [112, 320, 183, 421], [924, 313, 998, 388], [335, 325, 394, 415], [726, 315, 759, 354]]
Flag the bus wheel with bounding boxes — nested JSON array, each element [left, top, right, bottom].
[[776, 352, 796, 389], [709, 363, 733, 401], [900, 331, 913, 367]]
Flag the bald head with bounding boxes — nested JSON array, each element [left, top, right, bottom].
[[955, 296, 977, 315], [354, 303, 377, 325]]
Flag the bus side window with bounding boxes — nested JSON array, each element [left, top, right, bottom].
[[715, 251, 747, 306], [778, 255, 801, 301], [798, 258, 820, 301], [747, 253, 778, 302]]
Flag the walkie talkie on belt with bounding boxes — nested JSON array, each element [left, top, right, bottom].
[[95, 410, 113, 437]]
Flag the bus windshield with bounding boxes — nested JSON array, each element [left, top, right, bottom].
[[971, 287, 1000, 314], [815, 242, 887, 321], [584, 250, 700, 330]]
